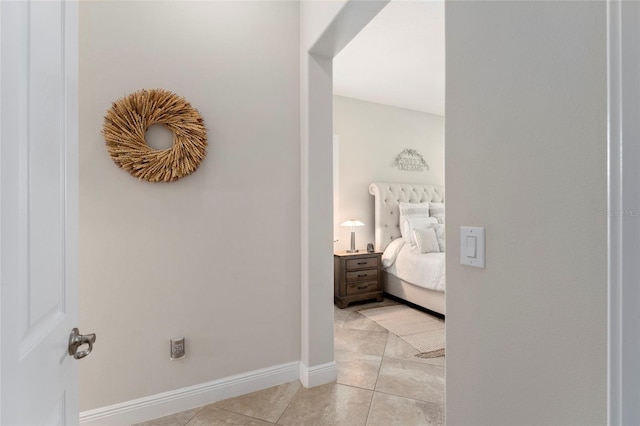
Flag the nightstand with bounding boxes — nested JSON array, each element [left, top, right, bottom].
[[334, 251, 383, 308]]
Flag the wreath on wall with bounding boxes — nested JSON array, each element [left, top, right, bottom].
[[103, 89, 207, 182]]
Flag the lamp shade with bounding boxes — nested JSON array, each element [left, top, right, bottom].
[[340, 220, 364, 227]]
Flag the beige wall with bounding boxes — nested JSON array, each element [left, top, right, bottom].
[[79, 1, 300, 410], [333, 96, 444, 252], [445, 1, 607, 424]]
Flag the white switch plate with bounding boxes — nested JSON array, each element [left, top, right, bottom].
[[461, 226, 485, 268]]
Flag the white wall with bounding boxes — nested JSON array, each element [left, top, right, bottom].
[[298, 0, 386, 378], [333, 96, 443, 252], [79, 1, 300, 411], [446, 1, 607, 424]]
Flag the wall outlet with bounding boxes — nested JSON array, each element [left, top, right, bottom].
[[170, 337, 185, 360]]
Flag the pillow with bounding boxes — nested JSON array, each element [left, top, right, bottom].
[[413, 227, 440, 254], [403, 217, 438, 245], [381, 237, 406, 268], [398, 202, 430, 240], [431, 223, 446, 252], [429, 202, 445, 224]]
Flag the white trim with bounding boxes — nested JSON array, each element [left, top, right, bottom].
[[79, 361, 300, 426], [299, 361, 337, 388], [333, 134, 340, 242], [608, 0, 640, 424], [0, 3, 4, 423], [607, 1, 622, 424], [64, 2, 80, 421]]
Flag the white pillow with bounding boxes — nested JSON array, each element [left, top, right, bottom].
[[398, 202, 430, 240], [429, 202, 445, 224], [413, 227, 440, 254], [381, 237, 406, 268], [431, 223, 445, 252], [403, 217, 438, 245]]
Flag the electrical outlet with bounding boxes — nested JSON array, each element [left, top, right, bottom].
[[170, 337, 185, 360]]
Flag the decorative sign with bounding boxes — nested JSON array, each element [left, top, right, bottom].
[[392, 149, 430, 172]]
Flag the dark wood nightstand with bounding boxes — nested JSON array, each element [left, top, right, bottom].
[[334, 251, 383, 308]]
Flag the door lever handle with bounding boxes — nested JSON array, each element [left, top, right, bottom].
[[68, 328, 96, 360]]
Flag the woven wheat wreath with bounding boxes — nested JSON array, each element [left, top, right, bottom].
[[103, 89, 207, 182]]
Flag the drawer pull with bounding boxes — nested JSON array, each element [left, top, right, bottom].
[[357, 261, 367, 265], [357, 285, 368, 290], [357, 274, 368, 278]]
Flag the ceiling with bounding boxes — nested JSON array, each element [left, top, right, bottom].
[[332, 0, 445, 116]]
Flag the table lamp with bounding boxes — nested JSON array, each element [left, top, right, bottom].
[[341, 220, 365, 253]]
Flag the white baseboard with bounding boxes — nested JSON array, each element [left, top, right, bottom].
[[299, 360, 337, 388], [79, 361, 300, 426]]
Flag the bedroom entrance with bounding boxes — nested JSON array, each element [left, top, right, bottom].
[[329, 1, 446, 422]]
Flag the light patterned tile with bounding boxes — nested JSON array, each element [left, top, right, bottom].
[[375, 357, 445, 404], [334, 327, 388, 356], [186, 406, 274, 426], [133, 407, 200, 426], [277, 383, 373, 426], [366, 392, 444, 426], [384, 333, 445, 367], [335, 349, 382, 390], [334, 305, 351, 327], [341, 311, 388, 332], [211, 381, 300, 423]]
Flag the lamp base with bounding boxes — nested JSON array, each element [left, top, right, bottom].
[[347, 231, 359, 253]]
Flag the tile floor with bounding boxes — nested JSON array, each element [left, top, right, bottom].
[[135, 300, 445, 426]]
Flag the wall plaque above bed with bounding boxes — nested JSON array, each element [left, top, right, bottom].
[[392, 149, 429, 172]]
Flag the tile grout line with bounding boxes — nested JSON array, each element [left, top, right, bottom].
[[215, 406, 279, 425], [332, 383, 378, 424], [363, 388, 376, 426], [334, 348, 387, 360], [338, 381, 378, 393], [373, 331, 392, 391], [181, 406, 204, 426], [373, 388, 444, 406], [273, 383, 304, 425], [389, 355, 446, 370], [364, 331, 391, 425]]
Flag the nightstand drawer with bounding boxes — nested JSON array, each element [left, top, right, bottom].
[[346, 257, 378, 270], [346, 281, 379, 295], [346, 269, 378, 282], [334, 251, 383, 308]]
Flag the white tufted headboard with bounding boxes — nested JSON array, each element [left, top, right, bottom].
[[369, 182, 445, 252]]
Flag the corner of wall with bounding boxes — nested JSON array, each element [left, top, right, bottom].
[[299, 361, 337, 388]]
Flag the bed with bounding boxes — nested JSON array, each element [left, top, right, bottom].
[[369, 182, 446, 316]]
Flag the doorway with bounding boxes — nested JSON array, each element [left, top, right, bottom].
[[330, 2, 446, 420], [299, 0, 446, 384]]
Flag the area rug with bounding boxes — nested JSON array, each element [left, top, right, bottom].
[[358, 304, 445, 358]]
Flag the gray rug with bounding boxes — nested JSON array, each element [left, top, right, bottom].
[[359, 304, 445, 358]]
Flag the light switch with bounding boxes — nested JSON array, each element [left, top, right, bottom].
[[461, 226, 485, 268], [465, 236, 477, 258]]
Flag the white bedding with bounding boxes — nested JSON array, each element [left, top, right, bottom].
[[382, 238, 446, 293]]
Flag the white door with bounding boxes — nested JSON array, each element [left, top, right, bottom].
[[1, 1, 85, 425]]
